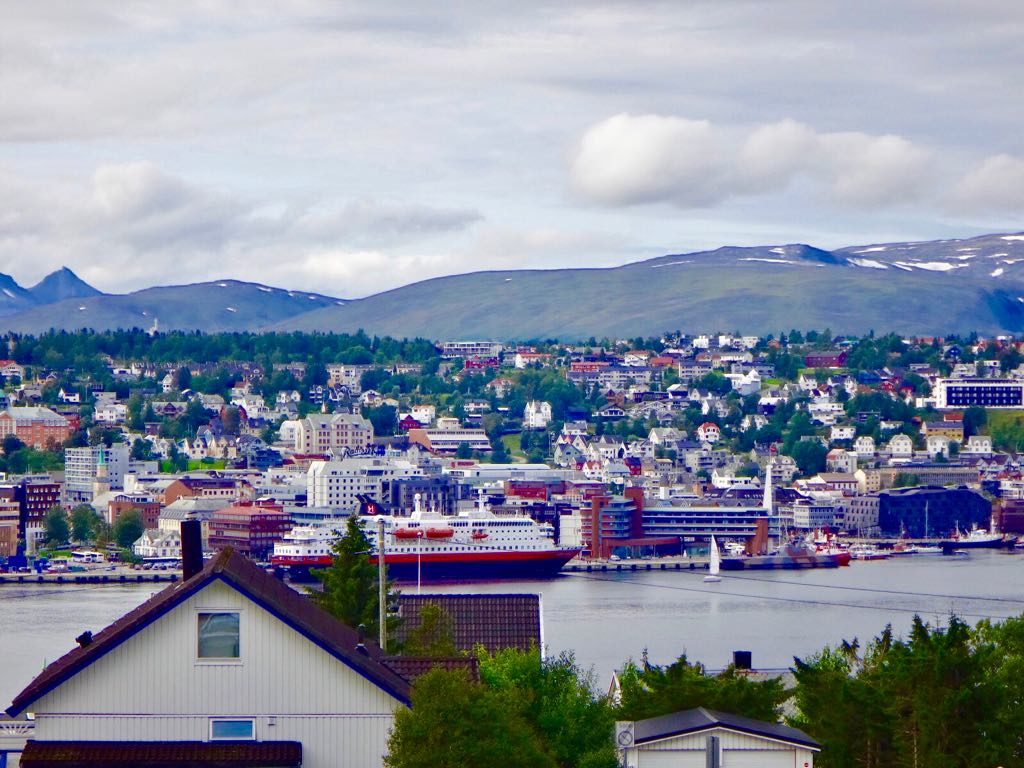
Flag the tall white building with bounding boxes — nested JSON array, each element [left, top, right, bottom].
[[65, 444, 130, 504], [307, 458, 423, 510]]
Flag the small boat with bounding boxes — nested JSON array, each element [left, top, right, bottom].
[[425, 526, 455, 539], [849, 544, 890, 561], [704, 536, 722, 583], [470, 530, 489, 540], [394, 527, 423, 539], [939, 524, 1009, 550]]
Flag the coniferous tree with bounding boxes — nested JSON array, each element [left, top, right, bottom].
[[311, 515, 397, 640]]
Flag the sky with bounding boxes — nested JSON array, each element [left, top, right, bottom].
[[1, 1, 1023, 299]]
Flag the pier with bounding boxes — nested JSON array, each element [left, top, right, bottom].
[[0, 571, 181, 586], [562, 557, 711, 574]]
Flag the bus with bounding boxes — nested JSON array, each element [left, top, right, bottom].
[[71, 550, 105, 565]]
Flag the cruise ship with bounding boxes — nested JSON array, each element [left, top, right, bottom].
[[271, 494, 581, 581]]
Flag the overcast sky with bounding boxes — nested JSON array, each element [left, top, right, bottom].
[[1, 1, 1022, 298]]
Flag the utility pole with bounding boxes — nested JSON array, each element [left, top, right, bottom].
[[377, 517, 387, 653]]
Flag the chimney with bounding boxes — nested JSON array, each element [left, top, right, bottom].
[[180, 518, 204, 580]]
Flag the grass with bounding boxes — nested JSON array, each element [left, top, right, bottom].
[[985, 410, 1024, 432], [502, 433, 524, 459], [158, 458, 226, 472]]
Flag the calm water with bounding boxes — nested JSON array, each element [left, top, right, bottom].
[[4, 551, 1024, 706]]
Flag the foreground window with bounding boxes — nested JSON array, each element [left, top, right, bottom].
[[198, 612, 240, 658], [210, 718, 255, 740]]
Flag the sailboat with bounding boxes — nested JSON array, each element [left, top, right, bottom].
[[704, 536, 722, 583]]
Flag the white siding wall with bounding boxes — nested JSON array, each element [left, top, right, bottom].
[[31, 581, 403, 768], [629, 728, 815, 768]]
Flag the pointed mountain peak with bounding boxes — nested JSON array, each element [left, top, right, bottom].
[[29, 267, 103, 305]]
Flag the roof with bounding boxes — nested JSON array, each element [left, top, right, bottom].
[[383, 655, 480, 683], [19, 740, 302, 767], [633, 707, 820, 750], [393, 594, 541, 654], [7, 548, 411, 717]]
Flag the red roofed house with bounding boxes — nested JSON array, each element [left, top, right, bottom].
[[7, 544, 412, 768], [696, 422, 722, 444]]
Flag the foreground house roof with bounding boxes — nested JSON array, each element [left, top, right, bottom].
[[393, 593, 541, 654], [19, 740, 302, 768], [633, 707, 820, 749], [8, 548, 411, 717]]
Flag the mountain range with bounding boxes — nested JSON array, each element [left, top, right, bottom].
[[4, 232, 1024, 339]]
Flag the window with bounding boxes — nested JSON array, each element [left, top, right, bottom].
[[210, 718, 255, 740], [198, 612, 240, 658]]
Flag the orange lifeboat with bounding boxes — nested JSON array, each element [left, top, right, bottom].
[[471, 530, 489, 540], [394, 527, 423, 539], [425, 526, 455, 539]]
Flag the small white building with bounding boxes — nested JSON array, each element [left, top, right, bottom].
[[524, 400, 553, 430], [853, 435, 876, 457], [886, 434, 914, 458], [616, 707, 819, 768]]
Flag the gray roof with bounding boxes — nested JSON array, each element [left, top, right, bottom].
[[634, 707, 820, 750]]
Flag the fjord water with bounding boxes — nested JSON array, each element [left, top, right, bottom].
[[4, 551, 1024, 706]]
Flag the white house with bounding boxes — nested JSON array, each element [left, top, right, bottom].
[[830, 425, 857, 442], [409, 404, 436, 426], [963, 435, 993, 455], [853, 435, 876, 457], [887, 434, 914, 459], [7, 548, 412, 768], [616, 707, 819, 768], [926, 434, 951, 459], [94, 402, 128, 425], [524, 400, 552, 430]]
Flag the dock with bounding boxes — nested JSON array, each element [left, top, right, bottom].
[[0, 571, 181, 586], [563, 557, 711, 574]]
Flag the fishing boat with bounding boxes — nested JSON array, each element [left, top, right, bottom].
[[720, 537, 850, 570]]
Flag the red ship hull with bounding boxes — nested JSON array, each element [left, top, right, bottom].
[[272, 548, 581, 582]]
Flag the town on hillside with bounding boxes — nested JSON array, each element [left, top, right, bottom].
[[0, 329, 1022, 568], [6, 329, 1024, 768]]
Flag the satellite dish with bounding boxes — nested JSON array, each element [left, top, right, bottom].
[[615, 721, 634, 747]]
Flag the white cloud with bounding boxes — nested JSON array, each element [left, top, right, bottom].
[[570, 114, 728, 206], [0, 163, 484, 296], [949, 154, 1024, 213], [817, 132, 932, 207], [571, 114, 934, 210]]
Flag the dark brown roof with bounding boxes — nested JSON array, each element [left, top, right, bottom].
[[633, 707, 820, 750], [383, 655, 480, 683], [20, 740, 301, 767], [393, 594, 541, 654], [7, 548, 411, 717]]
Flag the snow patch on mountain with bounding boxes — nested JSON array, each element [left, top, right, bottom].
[[894, 261, 966, 272], [850, 258, 888, 269]]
